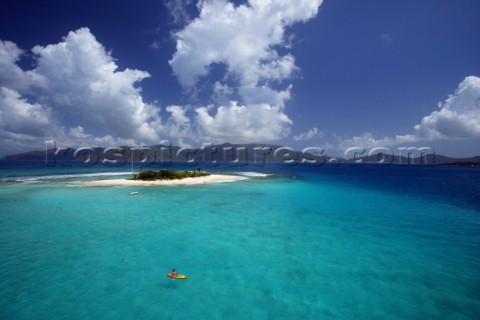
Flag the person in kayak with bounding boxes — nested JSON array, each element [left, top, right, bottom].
[[171, 269, 178, 277]]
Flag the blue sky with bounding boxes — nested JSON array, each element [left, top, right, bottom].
[[1, 0, 479, 157]]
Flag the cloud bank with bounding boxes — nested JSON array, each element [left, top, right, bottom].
[[2, 1, 476, 157], [338, 76, 480, 155], [0, 28, 178, 153], [414, 76, 480, 140], [169, 0, 323, 143], [1, 1, 324, 154]]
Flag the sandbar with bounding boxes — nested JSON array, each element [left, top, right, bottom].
[[83, 174, 246, 187]]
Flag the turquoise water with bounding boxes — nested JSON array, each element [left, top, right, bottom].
[[0, 163, 479, 319]]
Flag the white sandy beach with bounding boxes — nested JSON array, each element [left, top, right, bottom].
[[83, 174, 246, 187]]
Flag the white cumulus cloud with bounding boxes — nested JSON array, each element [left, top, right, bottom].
[[0, 40, 47, 93], [170, 0, 321, 89], [0, 28, 184, 154], [1, 2, 327, 154], [169, 0, 323, 142], [335, 76, 480, 155], [30, 28, 162, 142], [414, 76, 480, 139], [195, 101, 292, 143], [293, 127, 321, 141], [0, 87, 58, 140]]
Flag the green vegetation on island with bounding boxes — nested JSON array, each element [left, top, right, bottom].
[[132, 169, 209, 181]]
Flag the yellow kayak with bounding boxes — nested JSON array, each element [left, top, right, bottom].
[[166, 273, 187, 279]]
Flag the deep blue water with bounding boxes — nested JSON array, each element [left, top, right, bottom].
[[0, 161, 479, 319]]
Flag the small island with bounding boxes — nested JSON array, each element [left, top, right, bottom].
[[83, 169, 245, 187], [131, 169, 209, 181]]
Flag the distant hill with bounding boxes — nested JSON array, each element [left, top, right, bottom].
[[1, 143, 326, 164], [2, 150, 49, 161], [349, 154, 480, 165], [2, 144, 479, 166]]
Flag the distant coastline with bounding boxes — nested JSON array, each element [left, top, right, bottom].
[[437, 162, 480, 166], [2, 143, 479, 166]]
